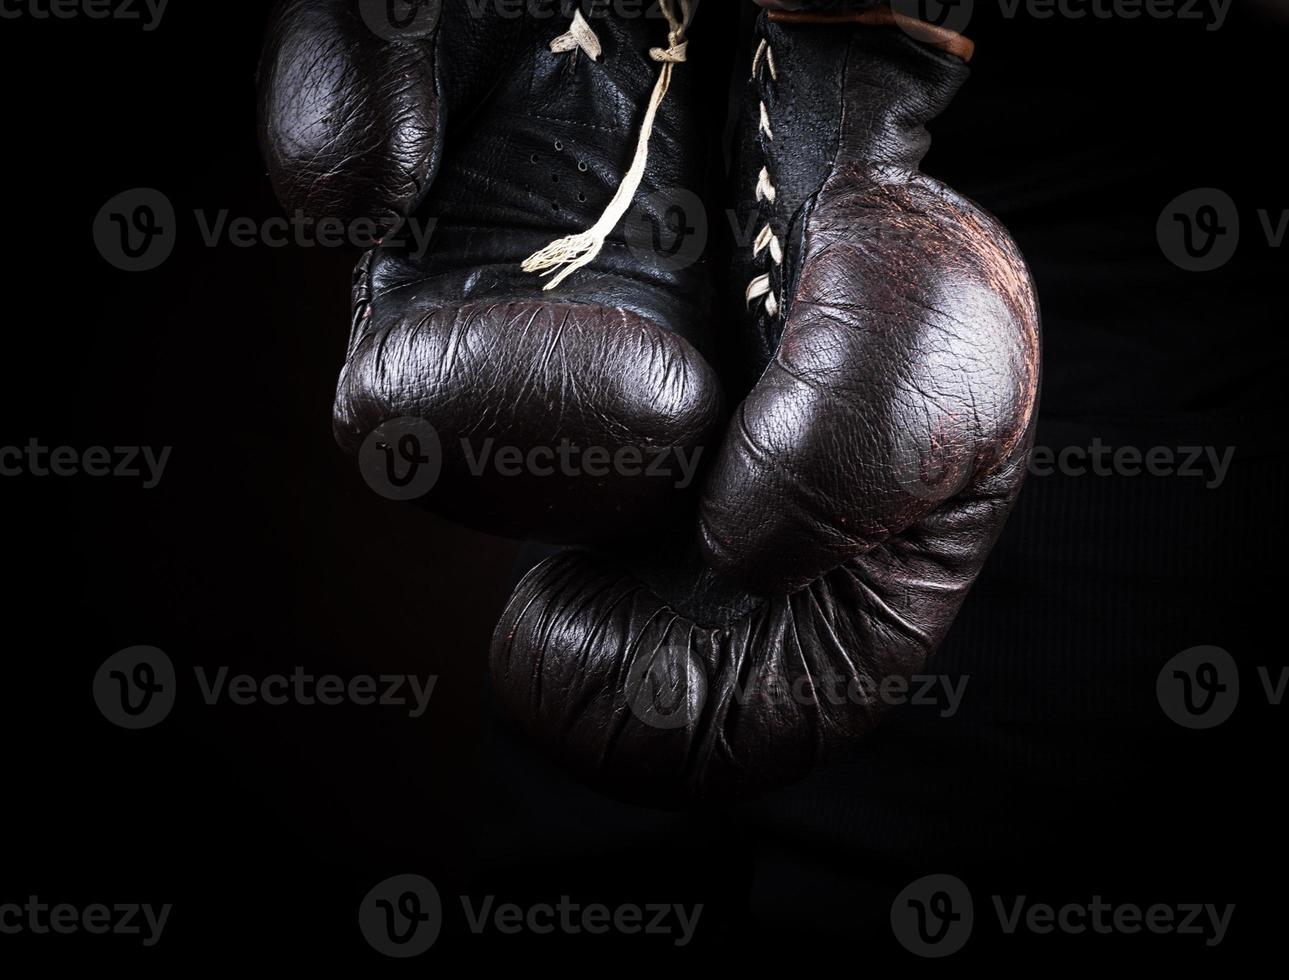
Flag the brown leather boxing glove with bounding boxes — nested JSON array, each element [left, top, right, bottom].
[[491, 4, 1040, 803]]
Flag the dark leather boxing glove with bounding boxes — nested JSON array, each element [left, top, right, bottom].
[[491, 4, 1041, 802], [257, 0, 726, 542]]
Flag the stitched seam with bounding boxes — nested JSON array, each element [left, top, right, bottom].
[[532, 113, 619, 133]]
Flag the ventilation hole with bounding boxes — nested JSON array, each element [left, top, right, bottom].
[[578, 192, 587, 203], [577, 161, 588, 172], [551, 175, 560, 184], [554, 140, 563, 151], [530, 153, 540, 164]]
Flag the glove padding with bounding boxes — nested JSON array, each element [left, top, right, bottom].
[[491, 20, 1040, 802]]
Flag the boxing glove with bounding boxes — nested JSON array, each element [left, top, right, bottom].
[[257, 0, 727, 542], [491, 4, 1041, 802]]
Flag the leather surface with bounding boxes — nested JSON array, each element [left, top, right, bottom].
[[258, 0, 448, 237], [491, 16, 1042, 802], [258, 1, 732, 542]]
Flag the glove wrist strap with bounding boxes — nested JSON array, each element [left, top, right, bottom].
[[767, 4, 975, 63]]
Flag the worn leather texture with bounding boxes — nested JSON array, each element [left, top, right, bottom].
[[491, 15, 1042, 802], [258, 0, 730, 542]]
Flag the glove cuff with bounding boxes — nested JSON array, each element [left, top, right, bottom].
[[765, 3, 975, 63]]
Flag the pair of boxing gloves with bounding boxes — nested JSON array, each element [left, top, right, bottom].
[[258, 0, 1041, 803]]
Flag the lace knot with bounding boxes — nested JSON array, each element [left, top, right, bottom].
[[549, 9, 601, 61], [650, 36, 687, 64]]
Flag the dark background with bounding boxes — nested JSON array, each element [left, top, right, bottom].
[[2, 0, 1284, 966]]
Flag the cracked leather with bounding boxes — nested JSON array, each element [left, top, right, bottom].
[[258, 0, 730, 542], [491, 12, 1042, 803]]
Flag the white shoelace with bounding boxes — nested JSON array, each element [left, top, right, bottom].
[[523, 0, 693, 290], [548, 8, 602, 61], [747, 37, 783, 320]]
